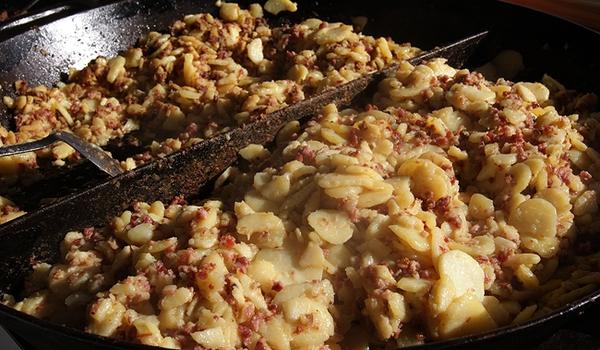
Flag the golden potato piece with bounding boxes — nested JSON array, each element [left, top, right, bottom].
[[264, 0, 297, 15], [438, 294, 497, 339], [398, 158, 450, 201], [237, 212, 286, 248], [468, 193, 494, 220], [508, 198, 557, 238], [308, 209, 355, 244], [536, 188, 571, 214], [437, 250, 485, 301]]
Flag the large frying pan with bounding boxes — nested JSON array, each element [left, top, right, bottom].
[[0, 1, 599, 349]]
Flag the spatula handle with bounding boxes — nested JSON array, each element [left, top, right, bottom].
[[0, 134, 56, 157]]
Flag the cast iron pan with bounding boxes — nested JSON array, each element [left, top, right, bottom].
[[0, 1, 599, 349]]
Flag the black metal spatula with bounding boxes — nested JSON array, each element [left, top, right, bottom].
[[0, 131, 124, 177]]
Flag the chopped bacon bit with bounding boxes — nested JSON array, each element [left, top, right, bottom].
[[392, 323, 403, 339], [233, 255, 250, 273], [195, 262, 216, 280], [249, 312, 264, 331], [238, 325, 253, 345], [421, 191, 436, 211], [580, 170, 593, 182], [171, 195, 187, 205], [365, 103, 378, 111], [474, 255, 489, 264], [83, 227, 95, 239], [483, 131, 495, 143], [295, 145, 316, 164], [219, 234, 236, 249], [541, 125, 554, 136], [294, 313, 315, 333], [414, 119, 426, 128], [446, 212, 462, 228], [455, 71, 484, 86], [556, 166, 572, 185], [268, 302, 280, 313], [498, 281, 513, 291], [179, 265, 198, 280], [537, 142, 547, 154], [133, 202, 142, 212], [348, 128, 361, 148], [420, 268, 434, 279], [433, 196, 451, 214], [185, 122, 198, 135], [272, 281, 284, 292], [495, 249, 512, 264], [524, 114, 535, 128], [141, 215, 154, 224], [178, 248, 195, 266], [364, 265, 391, 288], [394, 257, 421, 279], [338, 197, 360, 223], [255, 340, 268, 350], [195, 207, 208, 220], [223, 278, 236, 304]]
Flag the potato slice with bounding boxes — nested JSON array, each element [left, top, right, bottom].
[[357, 182, 394, 208], [299, 241, 327, 268], [236, 212, 286, 248], [191, 327, 227, 348], [438, 294, 497, 339], [398, 158, 450, 201], [437, 250, 485, 301], [508, 198, 557, 238], [482, 296, 511, 326], [127, 223, 154, 245], [390, 224, 430, 252], [468, 193, 494, 220], [430, 277, 456, 317], [264, 0, 297, 15], [247, 38, 264, 64], [536, 188, 571, 214], [307, 209, 355, 244]]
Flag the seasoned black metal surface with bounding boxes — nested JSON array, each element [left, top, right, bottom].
[[0, 1, 599, 350]]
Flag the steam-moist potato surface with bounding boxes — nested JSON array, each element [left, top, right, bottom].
[[0, 1, 419, 223], [5, 59, 600, 349]]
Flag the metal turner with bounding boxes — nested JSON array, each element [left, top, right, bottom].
[[0, 131, 124, 177]]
